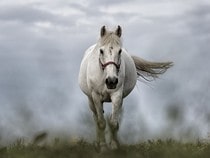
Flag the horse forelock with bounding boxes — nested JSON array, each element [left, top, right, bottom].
[[98, 32, 122, 47]]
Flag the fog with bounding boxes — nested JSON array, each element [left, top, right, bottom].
[[0, 0, 210, 144]]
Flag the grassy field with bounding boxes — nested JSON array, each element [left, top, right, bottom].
[[1, 138, 210, 158]]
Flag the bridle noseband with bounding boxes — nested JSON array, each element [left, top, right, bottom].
[[99, 60, 120, 71]]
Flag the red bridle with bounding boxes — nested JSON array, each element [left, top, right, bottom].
[[99, 60, 120, 71]]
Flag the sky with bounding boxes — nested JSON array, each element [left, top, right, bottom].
[[0, 0, 210, 145]]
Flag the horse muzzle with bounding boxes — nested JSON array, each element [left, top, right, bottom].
[[105, 76, 118, 89]]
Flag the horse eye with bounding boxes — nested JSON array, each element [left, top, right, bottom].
[[118, 49, 122, 55], [100, 49, 104, 55]]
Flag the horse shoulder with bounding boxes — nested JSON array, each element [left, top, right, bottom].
[[84, 46, 105, 93], [82, 44, 97, 61]]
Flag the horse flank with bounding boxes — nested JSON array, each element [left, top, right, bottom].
[[131, 56, 173, 81]]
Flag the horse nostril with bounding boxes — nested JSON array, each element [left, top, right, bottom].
[[105, 77, 118, 88], [114, 78, 118, 85], [105, 78, 109, 85]]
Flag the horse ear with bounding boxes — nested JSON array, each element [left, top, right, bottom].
[[115, 25, 122, 37], [100, 26, 106, 37]]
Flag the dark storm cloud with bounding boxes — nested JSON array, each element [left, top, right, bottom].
[[0, 3, 77, 30], [0, 5, 53, 23]]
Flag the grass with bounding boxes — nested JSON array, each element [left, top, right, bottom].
[[1, 138, 210, 158]]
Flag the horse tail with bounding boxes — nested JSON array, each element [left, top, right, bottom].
[[131, 56, 173, 81]]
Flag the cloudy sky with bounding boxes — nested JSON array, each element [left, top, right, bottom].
[[0, 0, 210, 144]]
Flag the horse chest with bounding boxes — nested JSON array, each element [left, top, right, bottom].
[[101, 91, 112, 102]]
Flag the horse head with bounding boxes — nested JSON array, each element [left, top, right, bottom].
[[98, 26, 123, 89]]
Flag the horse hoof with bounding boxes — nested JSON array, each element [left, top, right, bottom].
[[110, 140, 119, 150], [94, 142, 109, 153], [94, 141, 100, 153], [100, 143, 109, 153]]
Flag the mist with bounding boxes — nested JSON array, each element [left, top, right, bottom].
[[0, 0, 210, 145]]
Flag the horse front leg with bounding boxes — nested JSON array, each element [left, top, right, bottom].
[[91, 93, 107, 152], [108, 92, 123, 150]]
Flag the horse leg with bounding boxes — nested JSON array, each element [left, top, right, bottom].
[[108, 93, 123, 150], [91, 94, 107, 152]]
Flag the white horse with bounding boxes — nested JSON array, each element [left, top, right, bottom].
[[79, 26, 172, 151]]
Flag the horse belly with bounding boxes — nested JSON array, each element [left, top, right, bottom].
[[78, 58, 90, 97], [122, 54, 137, 98], [79, 67, 89, 96], [123, 76, 136, 98]]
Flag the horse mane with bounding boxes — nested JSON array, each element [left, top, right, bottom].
[[131, 56, 173, 81], [98, 31, 122, 47]]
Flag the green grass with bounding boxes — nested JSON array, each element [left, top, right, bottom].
[[1, 139, 210, 158]]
